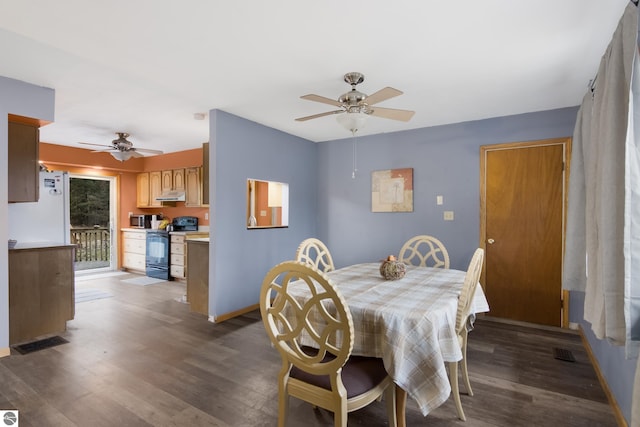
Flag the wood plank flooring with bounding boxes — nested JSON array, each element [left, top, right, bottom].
[[0, 272, 618, 426]]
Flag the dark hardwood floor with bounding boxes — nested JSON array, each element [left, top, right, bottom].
[[0, 271, 617, 426]]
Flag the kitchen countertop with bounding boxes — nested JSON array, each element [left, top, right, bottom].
[[121, 228, 210, 234], [170, 231, 209, 236], [186, 237, 210, 243], [10, 242, 76, 251]]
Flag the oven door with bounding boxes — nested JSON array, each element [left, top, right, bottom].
[[145, 231, 170, 279]]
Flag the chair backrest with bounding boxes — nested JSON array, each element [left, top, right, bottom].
[[398, 235, 450, 268], [455, 248, 485, 336], [260, 260, 353, 377], [295, 238, 335, 273]]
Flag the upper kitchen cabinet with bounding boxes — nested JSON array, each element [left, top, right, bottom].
[[185, 167, 202, 207], [202, 142, 209, 206], [161, 168, 185, 193], [137, 171, 162, 208], [8, 121, 39, 203]]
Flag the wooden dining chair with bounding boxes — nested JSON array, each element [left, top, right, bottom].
[[448, 247, 484, 421], [295, 237, 335, 273], [398, 235, 450, 268], [260, 261, 397, 427]]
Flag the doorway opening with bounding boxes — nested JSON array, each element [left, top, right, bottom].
[[69, 174, 118, 272]]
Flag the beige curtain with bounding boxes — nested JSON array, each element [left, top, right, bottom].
[[563, 3, 640, 425]]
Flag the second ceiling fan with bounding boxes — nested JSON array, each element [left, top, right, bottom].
[[295, 72, 415, 126]]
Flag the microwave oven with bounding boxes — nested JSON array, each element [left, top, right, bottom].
[[129, 214, 162, 229]]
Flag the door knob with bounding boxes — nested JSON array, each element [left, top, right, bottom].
[[487, 238, 495, 244]]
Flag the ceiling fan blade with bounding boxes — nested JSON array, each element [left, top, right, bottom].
[[130, 150, 145, 158], [295, 110, 343, 122], [300, 94, 343, 107], [133, 147, 164, 155], [363, 87, 403, 106], [90, 149, 116, 153], [79, 142, 113, 148], [369, 106, 415, 122]]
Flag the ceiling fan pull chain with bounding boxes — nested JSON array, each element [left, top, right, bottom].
[[352, 130, 358, 179]]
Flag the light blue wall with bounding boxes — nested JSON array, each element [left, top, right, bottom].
[[570, 291, 636, 423], [209, 110, 317, 318], [0, 76, 55, 350], [317, 107, 579, 270]]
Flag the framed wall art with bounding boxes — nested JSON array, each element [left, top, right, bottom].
[[371, 168, 413, 212]]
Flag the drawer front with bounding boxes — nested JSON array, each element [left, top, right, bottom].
[[171, 243, 185, 255], [124, 253, 146, 270], [171, 235, 185, 244], [123, 231, 146, 240], [124, 238, 146, 255], [171, 254, 185, 266], [170, 265, 185, 278]]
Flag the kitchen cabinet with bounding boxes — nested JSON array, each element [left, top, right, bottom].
[[161, 168, 185, 193], [170, 232, 209, 280], [122, 229, 146, 272], [187, 238, 209, 315], [9, 243, 75, 345], [136, 171, 162, 208], [185, 167, 202, 207], [8, 121, 40, 203], [202, 142, 209, 206]]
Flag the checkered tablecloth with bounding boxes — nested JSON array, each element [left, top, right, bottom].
[[289, 262, 489, 416]]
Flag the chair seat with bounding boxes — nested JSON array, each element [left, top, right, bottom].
[[291, 348, 388, 399]]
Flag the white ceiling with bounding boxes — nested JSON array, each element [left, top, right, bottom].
[[0, 1, 631, 154]]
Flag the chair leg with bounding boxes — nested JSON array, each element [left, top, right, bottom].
[[277, 376, 289, 427], [384, 383, 397, 427], [461, 332, 473, 396], [448, 361, 466, 421]]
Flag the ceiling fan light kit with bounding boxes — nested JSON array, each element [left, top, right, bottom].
[[110, 150, 134, 162], [296, 72, 415, 133]]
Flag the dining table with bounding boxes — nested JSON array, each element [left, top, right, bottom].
[[288, 262, 490, 426]]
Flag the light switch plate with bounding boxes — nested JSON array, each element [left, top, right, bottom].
[[436, 195, 443, 205]]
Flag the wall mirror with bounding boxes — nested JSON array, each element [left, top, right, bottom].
[[247, 179, 289, 228]]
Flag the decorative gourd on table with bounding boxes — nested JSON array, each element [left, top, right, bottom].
[[379, 255, 406, 280]]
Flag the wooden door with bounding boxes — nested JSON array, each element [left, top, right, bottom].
[[480, 138, 569, 327]]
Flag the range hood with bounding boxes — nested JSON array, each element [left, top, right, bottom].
[[156, 190, 186, 202]]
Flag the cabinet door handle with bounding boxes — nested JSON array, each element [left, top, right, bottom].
[[487, 238, 495, 244]]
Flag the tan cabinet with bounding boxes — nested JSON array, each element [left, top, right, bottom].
[[187, 239, 209, 315], [161, 168, 185, 193], [8, 121, 40, 203], [137, 171, 162, 208], [170, 232, 208, 280], [9, 244, 75, 344], [122, 230, 146, 272], [136, 173, 150, 207], [202, 142, 209, 206], [185, 167, 202, 207]]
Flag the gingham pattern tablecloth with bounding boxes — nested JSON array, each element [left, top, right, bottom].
[[290, 262, 489, 416]]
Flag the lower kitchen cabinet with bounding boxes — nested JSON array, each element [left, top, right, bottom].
[[122, 229, 146, 273], [9, 244, 75, 345], [186, 239, 209, 315], [169, 232, 209, 280]]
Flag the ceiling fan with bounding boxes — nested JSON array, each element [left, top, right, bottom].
[[295, 72, 415, 132], [79, 132, 163, 161]]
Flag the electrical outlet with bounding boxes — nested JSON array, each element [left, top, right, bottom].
[[205, 212, 209, 220], [260, 210, 267, 217], [444, 211, 454, 221]]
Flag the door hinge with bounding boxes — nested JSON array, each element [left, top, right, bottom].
[[561, 298, 565, 309]]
